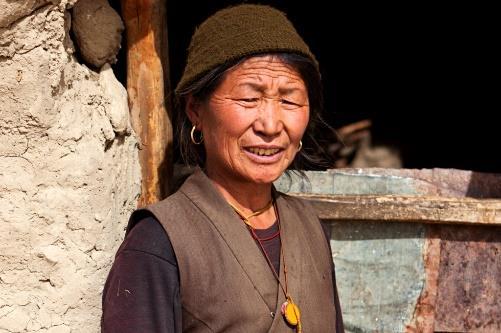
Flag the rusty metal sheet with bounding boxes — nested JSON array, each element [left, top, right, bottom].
[[276, 168, 501, 332], [435, 225, 501, 332], [405, 225, 441, 333]]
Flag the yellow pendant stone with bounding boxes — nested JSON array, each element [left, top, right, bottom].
[[282, 299, 301, 326]]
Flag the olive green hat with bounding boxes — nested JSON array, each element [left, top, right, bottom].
[[175, 4, 319, 94]]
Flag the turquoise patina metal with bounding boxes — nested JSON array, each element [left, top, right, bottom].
[[277, 170, 425, 332]]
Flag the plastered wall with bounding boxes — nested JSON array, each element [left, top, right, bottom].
[[0, 1, 141, 332]]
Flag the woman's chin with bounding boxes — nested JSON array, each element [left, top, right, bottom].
[[241, 167, 286, 185]]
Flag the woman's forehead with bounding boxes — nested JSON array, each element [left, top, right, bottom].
[[227, 55, 304, 84]]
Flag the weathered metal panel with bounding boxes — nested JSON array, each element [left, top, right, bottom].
[[276, 168, 501, 198], [329, 221, 425, 333], [405, 225, 441, 333], [275, 168, 501, 332], [435, 225, 501, 332], [276, 170, 421, 195]]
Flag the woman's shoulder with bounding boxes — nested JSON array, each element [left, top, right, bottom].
[[277, 192, 323, 229], [278, 191, 317, 214], [119, 214, 177, 265], [127, 190, 189, 229], [278, 192, 332, 249]]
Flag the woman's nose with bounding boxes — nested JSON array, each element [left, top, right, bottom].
[[253, 99, 284, 136]]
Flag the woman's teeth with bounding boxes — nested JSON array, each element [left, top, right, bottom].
[[248, 147, 280, 156]]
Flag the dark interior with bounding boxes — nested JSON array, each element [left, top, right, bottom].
[[120, 1, 499, 173]]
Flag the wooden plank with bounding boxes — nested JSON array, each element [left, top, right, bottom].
[[121, 0, 173, 206], [293, 194, 501, 225]]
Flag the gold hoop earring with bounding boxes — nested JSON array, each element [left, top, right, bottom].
[[298, 140, 303, 151], [190, 125, 203, 145]]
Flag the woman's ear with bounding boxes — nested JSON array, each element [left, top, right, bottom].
[[186, 95, 202, 129]]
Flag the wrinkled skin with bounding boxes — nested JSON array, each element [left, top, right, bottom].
[[188, 55, 309, 185], [187, 55, 309, 220]]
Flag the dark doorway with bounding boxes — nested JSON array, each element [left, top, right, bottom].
[[167, 1, 499, 173]]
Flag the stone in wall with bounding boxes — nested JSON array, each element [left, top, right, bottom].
[[72, 0, 124, 68], [0, 1, 140, 332]]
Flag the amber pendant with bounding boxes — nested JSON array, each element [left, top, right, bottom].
[[281, 297, 301, 328]]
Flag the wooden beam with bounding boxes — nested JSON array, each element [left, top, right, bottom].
[[121, 0, 173, 207], [293, 194, 501, 225]]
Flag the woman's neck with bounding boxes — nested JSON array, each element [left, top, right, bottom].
[[206, 169, 276, 229]]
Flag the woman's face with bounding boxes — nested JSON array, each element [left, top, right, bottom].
[[188, 55, 310, 185]]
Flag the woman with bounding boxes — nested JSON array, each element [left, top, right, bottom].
[[102, 4, 344, 332]]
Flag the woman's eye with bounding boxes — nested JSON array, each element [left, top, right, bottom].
[[239, 98, 259, 102], [282, 99, 299, 106]]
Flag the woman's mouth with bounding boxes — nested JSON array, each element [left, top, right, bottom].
[[243, 146, 284, 163], [247, 147, 281, 156]]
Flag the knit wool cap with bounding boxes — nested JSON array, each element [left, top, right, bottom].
[[175, 4, 318, 94]]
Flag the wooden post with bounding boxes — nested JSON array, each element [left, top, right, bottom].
[[121, 0, 173, 207]]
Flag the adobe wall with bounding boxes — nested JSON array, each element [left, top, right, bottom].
[[0, 1, 140, 332]]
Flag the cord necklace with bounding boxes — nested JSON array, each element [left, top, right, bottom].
[[228, 198, 302, 332]]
